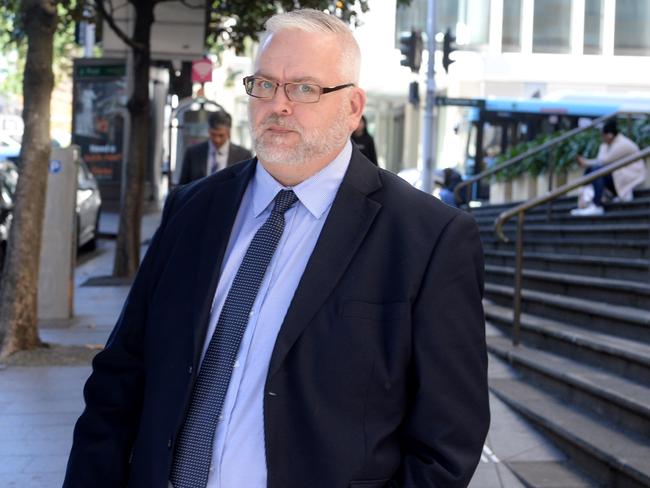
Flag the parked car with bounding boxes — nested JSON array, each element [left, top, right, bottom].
[[75, 157, 102, 250], [0, 132, 21, 163], [0, 154, 102, 271], [0, 160, 18, 270]]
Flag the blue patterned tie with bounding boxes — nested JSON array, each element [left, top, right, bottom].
[[170, 189, 298, 488]]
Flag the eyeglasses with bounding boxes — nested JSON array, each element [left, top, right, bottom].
[[243, 76, 354, 104]]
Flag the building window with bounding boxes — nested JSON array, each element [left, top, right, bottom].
[[584, 0, 604, 54], [533, 0, 571, 53], [457, 0, 491, 46], [502, 0, 522, 52], [395, 0, 489, 49], [614, 0, 650, 55]]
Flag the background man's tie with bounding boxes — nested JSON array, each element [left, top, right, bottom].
[[209, 151, 219, 175], [170, 189, 298, 488]]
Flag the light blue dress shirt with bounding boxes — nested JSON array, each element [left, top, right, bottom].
[[201, 140, 352, 488]]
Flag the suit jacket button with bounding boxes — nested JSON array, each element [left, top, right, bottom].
[[188, 366, 193, 374], [167, 437, 173, 449]]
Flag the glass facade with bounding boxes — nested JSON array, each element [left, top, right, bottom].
[[533, 0, 572, 53], [395, 0, 490, 48], [395, 0, 650, 57], [614, 0, 650, 55], [502, 0, 522, 52], [584, 0, 604, 54]]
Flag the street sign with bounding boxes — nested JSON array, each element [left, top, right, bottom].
[[435, 97, 486, 108], [49, 159, 62, 174], [192, 58, 213, 83]]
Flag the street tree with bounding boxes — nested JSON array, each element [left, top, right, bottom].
[[93, 0, 166, 278], [0, 0, 82, 358]]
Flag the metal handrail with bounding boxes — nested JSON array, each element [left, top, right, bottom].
[[493, 145, 650, 346], [454, 110, 642, 205]]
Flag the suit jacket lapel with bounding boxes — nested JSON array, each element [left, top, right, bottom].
[[268, 149, 382, 377], [191, 160, 255, 364]]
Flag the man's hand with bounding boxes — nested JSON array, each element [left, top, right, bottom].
[[576, 154, 587, 167]]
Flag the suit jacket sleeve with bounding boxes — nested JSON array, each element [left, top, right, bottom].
[[394, 210, 489, 487], [63, 189, 179, 487], [179, 146, 193, 184]]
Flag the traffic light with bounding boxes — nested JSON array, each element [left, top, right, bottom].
[[442, 28, 456, 73], [399, 30, 423, 73]]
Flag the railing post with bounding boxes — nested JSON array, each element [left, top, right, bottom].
[[512, 210, 525, 346], [546, 149, 555, 221]]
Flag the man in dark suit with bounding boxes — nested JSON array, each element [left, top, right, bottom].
[[178, 110, 252, 184], [64, 9, 488, 488]]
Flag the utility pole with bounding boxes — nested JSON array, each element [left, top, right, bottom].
[[420, 0, 437, 194], [83, 6, 96, 57]]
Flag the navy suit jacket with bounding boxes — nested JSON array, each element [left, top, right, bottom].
[[178, 139, 252, 184], [64, 147, 489, 488]]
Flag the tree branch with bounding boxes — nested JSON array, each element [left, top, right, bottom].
[[93, 0, 146, 52]]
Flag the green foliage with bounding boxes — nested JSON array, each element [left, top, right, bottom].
[[492, 116, 650, 182], [0, 0, 85, 98], [206, 0, 372, 53]]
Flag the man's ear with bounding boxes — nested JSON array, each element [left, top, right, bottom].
[[348, 88, 367, 131]]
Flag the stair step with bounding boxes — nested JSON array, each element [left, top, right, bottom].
[[470, 194, 650, 219], [482, 236, 650, 259], [475, 207, 650, 227], [490, 378, 650, 488], [485, 283, 650, 341], [487, 336, 650, 437], [483, 222, 650, 241], [484, 301, 650, 384], [505, 460, 597, 488], [485, 264, 650, 308], [484, 249, 650, 282]]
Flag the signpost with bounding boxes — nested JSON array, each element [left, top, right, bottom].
[[420, 0, 437, 194]]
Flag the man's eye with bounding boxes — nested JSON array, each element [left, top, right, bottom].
[[297, 84, 315, 93], [258, 80, 274, 90]]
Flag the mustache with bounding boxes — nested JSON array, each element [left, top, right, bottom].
[[258, 115, 301, 132]]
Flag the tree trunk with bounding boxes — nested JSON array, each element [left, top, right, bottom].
[[112, 2, 154, 278], [0, 0, 57, 359]]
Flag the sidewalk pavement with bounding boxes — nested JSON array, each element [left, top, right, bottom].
[[0, 211, 571, 487]]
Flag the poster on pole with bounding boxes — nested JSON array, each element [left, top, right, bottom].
[[72, 58, 127, 205]]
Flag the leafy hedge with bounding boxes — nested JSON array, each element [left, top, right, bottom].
[[493, 116, 650, 182]]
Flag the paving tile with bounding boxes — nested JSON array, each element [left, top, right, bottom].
[[0, 456, 32, 474], [0, 439, 71, 456], [0, 471, 65, 488], [24, 455, 70, 474]]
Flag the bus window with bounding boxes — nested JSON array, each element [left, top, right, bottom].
[[483, 123, 503, 159]]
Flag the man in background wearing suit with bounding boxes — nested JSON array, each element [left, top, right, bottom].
[[179, 110, 252, 184], [64, 8, 489, 488]]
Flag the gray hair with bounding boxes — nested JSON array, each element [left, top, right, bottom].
[[262, 9, 361, 84], [208, 110, 232, 129]]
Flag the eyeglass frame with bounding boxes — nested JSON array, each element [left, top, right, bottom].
[[243, 76, 355, 104]]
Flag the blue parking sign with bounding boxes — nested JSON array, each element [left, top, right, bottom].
[[49, 159, 62, 174]]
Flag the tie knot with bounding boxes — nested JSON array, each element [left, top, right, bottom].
[[273, 189, 298, 214]]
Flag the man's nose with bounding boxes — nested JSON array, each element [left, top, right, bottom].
[[269, 86, 293, 115]]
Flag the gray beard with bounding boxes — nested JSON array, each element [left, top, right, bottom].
[[249, 108, 350, 167]]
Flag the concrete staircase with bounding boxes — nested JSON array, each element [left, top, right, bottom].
[[473, 188, 650, 487]]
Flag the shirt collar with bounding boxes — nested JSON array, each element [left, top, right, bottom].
[[251, 139, 352, 219], [209, 139, 229, 156]]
